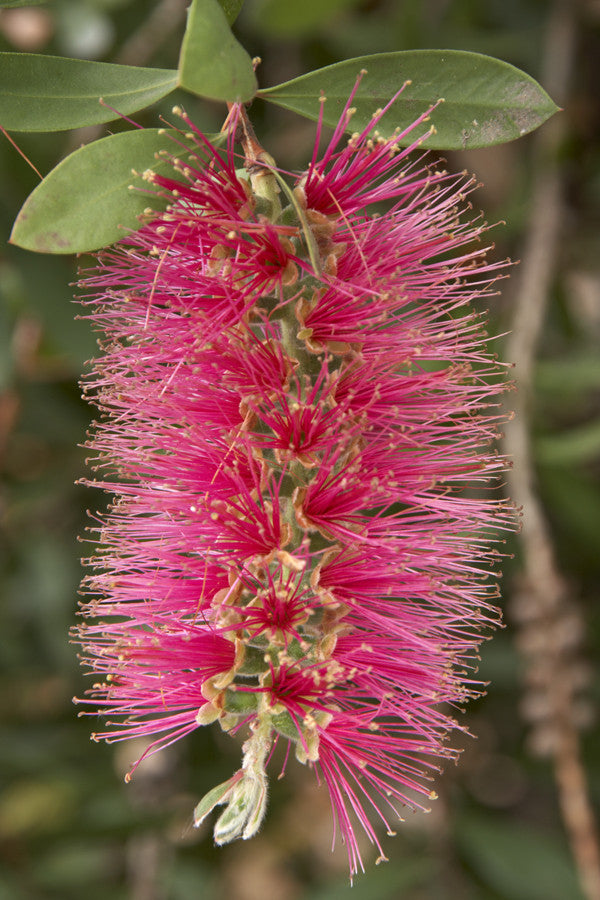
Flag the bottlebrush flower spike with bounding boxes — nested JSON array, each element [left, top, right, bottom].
[[74, 80, 513, 876]]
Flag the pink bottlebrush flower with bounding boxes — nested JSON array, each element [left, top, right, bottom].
[[74, 81, 513, 876]]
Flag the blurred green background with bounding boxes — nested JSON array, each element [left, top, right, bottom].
[[1, 1, 599, 898]]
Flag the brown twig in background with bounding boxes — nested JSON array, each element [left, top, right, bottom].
[[127, 833, 168, 900], [115, 0, 189, 68], [503, 2, 600, 898], [63, 0, 189, 155], [116, 742, 180, 900]]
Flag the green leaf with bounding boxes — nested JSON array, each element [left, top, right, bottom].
[[537, 466, 600, 565], [456, 813, 585, 900], [258, 50, 559, 150], [193, 774, 240, 827], [536, 353, 600, 394], [178, 0, 257, 103], [536, 419, 600, 466], [0, 52, 177, 133], [0, 1, 47, 6], [217, 0, 245, 24], [10, 128, 219, 254]]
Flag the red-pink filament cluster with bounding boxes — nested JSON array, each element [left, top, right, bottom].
[[74, 91, 512, 875]]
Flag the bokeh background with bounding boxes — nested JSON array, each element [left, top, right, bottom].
[[1, 1, 599, 898]]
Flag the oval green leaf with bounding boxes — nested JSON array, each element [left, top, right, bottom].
[[218, 0, 245, 23], [10, 128, 219, 254], [178, 0, 256, 103], [0, 52, 177, 132], [258, 50, 559, 150]]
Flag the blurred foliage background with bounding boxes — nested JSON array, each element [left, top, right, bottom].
[[1, 0, 599, 898]]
